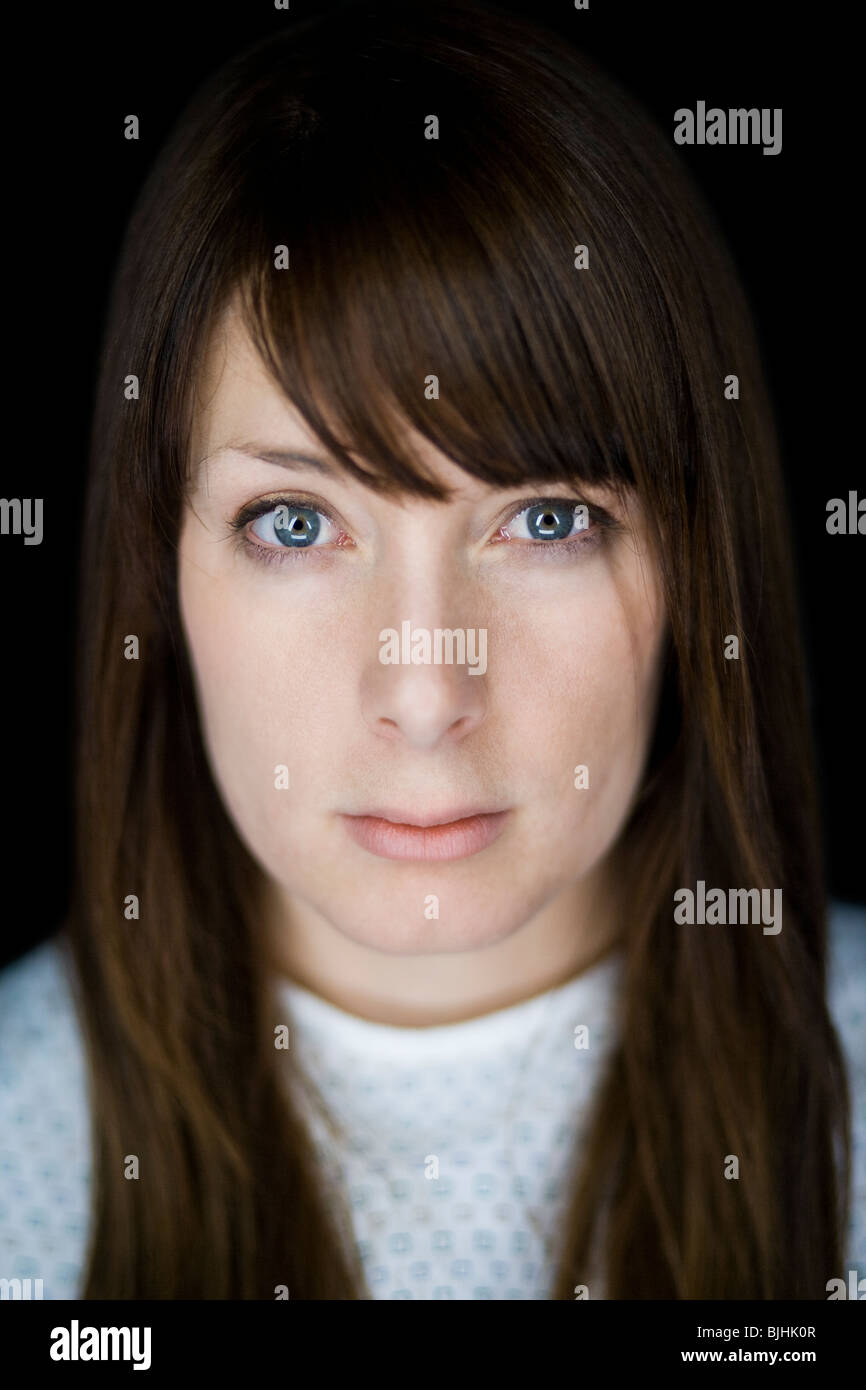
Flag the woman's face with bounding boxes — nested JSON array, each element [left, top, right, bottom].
[[178, 299, 668, 978]]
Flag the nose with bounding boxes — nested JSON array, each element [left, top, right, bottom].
[[361, 619, 489, 749]]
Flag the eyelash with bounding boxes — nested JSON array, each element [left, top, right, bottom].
[[229, 496, 347, 568], [228, 494, 619, 567], [496, 495, 619, 558]]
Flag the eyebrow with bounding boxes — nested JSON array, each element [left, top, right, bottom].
[[210, 441, 339, 475], [201, 440, 621, 503]]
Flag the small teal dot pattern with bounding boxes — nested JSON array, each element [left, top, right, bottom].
[[277, 950, 622, 1299], [1, 903, 865, 1300], [0, 941, 92, 1301]]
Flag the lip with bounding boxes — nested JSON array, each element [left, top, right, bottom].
[[339, 808, 511, 862]]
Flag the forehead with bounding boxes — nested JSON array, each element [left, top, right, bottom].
[[188, 299, 484, 500], [191, 301, 281, 448]]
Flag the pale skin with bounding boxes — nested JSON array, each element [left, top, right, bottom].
[[178, 298, 669, 1026]]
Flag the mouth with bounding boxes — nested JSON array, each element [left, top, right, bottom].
[[338, 808, 511, 862]]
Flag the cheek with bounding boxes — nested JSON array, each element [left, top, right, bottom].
[[496, 564, 664, 845], [177, 535, 365, 859], [177, 543, 311, 830]]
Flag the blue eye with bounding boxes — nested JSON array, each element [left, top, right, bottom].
[[229, 491, 615, 571], [228, 495, 346, 567], [505, 499, 592, 543], [516, 501, 588, 541], [250, 502, 333, 548]]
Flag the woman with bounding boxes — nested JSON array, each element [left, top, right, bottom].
[[1, 0, 863, 1300]]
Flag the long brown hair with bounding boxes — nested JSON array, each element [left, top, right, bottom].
[[69, 0, 849, 1297]]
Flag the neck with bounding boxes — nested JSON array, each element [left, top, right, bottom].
[[265, 855, 624, 1027]]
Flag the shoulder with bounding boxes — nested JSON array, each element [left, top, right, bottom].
[[0, 934, 92, 1300], [1, 932, 78, 1029], [827, 899, 866, 1004], [0, 934, 87, 1077], [826, 900, 866, 1279], [827, 900, 866, 1070]]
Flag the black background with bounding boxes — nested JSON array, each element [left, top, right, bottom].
[[2, 0, 861, 968]]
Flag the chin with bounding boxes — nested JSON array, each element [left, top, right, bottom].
[[327, 892, 527, 956]]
